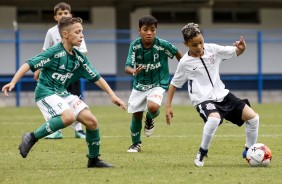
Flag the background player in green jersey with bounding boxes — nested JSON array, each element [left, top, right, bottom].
[[125, 15, 182, 152], [34, 2, 87, 139], [2, 17, 126, 168]]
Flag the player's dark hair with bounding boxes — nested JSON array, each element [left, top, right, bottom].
[[54, 2, 71, 15], [139, 15, 158, 29], [58, 17, 82, 36], [182, 23, 201, 42]]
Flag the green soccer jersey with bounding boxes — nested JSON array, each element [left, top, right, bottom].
[[125, 37, 178, 91], [27, 43, 101, 101]]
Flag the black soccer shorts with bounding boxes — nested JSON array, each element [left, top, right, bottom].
[[196, 92, 250, 127]]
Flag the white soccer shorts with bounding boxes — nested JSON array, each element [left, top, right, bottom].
[[36, 94, 89, 124], [127, 87, 165, 113]]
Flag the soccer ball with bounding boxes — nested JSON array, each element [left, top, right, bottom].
[[246, 143, 272, 167]]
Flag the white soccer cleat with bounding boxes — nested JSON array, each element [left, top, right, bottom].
[[144, 127, 155, 137], [144, 117, 155, 137], [127, 142, 141, 153], [45, 130, 62, 139], [194, 148, 208, 167], [194, 151, 204, 167]]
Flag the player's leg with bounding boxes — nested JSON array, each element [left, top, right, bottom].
[[127, 112, 143, 152], [195, 114, 221, 167], [144, 87, 165, 137], [19, 95, 75, 158], [127, 89, 147, 152], [68, 95, 112, 168], [144, 101, 159, 137], [223, 93, 259, 158], [77, 109, 112, 168], [241, 105, 259, 158], [194, 102, 221, 167], [33, 109, 75, 139], [67, 80, 86, 138]]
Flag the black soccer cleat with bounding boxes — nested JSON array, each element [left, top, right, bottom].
[[87, 156, 113, 168], [19, 132, 38, 158]]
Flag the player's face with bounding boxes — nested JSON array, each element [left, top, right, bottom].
[[184, 34, 204, 57], [65, 23, 84, 47], [54, 9, 72, 22], [139, 24, 157, 47]]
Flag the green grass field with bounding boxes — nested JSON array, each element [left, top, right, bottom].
[[0, 104, 282, 184]]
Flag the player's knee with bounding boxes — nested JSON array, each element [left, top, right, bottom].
[[147, 104, 160, 114], [247, 114, 259, 127], [147, 100, 160, 113], [208, 112, 221, 119], [61, 110, 76, 125], [84, 115, 99, 130]]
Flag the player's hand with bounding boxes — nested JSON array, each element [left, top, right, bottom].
[[166, 107, 174, 125], [2, 82, 15, 96], [111, 95, 127, 111], [233, 36, 246, 51], [133, 65, 145, 76]]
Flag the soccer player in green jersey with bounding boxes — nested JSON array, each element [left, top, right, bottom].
[[125, 15, 182, 152], [34, 2, 88, 139], [2, 17, 126, 168]]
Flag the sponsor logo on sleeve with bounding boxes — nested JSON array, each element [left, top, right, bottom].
[[34, 58, 51, 69], [83, 64, 96, 78]]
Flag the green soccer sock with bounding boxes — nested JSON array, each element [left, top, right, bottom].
[[86, 129, 100, 158], [34, 116, 65, 139], [146, 109, 160, 119], [130, 115, 142, 144]]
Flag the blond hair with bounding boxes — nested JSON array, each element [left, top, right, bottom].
[[181, 23, 201, 42]]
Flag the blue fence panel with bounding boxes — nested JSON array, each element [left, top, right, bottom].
[[1, 28, 282, 106]]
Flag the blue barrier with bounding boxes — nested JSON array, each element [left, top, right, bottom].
[[1, 29, 282, 106]]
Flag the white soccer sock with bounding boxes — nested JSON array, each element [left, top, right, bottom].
[[70, 121, 83, 131], [200, 117, 221, 150], [245, 115, 259, 148]]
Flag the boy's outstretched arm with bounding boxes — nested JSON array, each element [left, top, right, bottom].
[[2, 63, 30, 96], [94, 77, 127, 110], [234, 36, 246, 56], [166, 84, 177, 125]]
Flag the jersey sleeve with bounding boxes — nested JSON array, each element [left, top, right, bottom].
[[170, 61, 187, 88], [79, 55, 101, 83], [42, 29, 53, 51], [125, 43, 135, 68], [162, 40, 178, 59], [212, 44, 237, 61], [26, 50, 54, 72]]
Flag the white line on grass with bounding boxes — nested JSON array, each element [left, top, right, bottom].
[[1, 134, 281, 139], [101, 134, 282, 138]]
